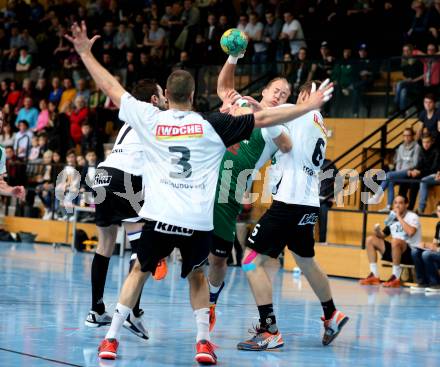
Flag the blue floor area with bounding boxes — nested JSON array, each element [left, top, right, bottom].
[[0, 242, 439, 367]]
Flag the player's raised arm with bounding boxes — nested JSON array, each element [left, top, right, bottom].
[[217, 54, 244, 101], [252, 80, 333, 128], [65, 21, 126, 108]]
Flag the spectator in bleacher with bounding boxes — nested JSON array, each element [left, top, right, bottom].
[[35, 99, 50, 132], [312, 41, 335, 82], [16, 47, 32, 72], [14, 120, 33, 159], [204, 14, 222, 64], [21, 29, 38, 55], [287, 47, 313, 100], [160, 5, 174, 31], [417, 166, 440, 215], [15, 97, 38, 129], [5, 81, 20, 110], [101, 21, 116, 51], [80, 122, 102, 159], [245, 12, 267, 73], [5, 145, 26, 187], [58, 78, 77, 113], [34, 78, 50, 103], [38, 133, 48, 156], [408, 134, 439, 211], [218, 14, 229, 33], [360, 195, 420, 288], [0, 123, 15, 147], [76, 155, 86, 169], [237, 13, 248, 32], [263, 10, 282, 61], [416, 94, 440, 143], [75, 79, 90, 104], [407, 0, 429, 49], [279, 11, 306, 57], [52, 25, 70, 66], [55, 148, 79, 220], [0, 80, 9, 106], [410, 201, 440, 292], [369, 128, 421, 210], [80, 149, 98, 192], [428, 0, 440, 41], [48, 77, 63, 105], [28, 135, 41, 162], [394, 44, 424, 112], [353, 43, 376, 117], [16, 78, 34, 110], [332, 47, 356, 111], [143, 19, 166, 50], [414, 43, 440, 96], [174, 0, 200, 51], [69, 95, 88, 145], [88, 80, 106, 110], [113, 22, 136, 55], [5, 26, 25, 55], [36, 151, 55, 220], [1, 104, 15, 128]]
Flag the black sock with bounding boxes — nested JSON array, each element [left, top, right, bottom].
[[129, 257, 143, 318], [91, 253, 110, 314], [257, 304, 278, 334], [321, 299, 336, 320]]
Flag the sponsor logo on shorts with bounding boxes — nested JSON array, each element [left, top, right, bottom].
[[154, 222, 194, 236], [156, 124, 203, 140], [298, 213, 318, 226], [93, 173, 112, 187]]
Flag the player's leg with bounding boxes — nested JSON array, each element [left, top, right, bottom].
[[180, 230, 217, 365], [98, 221, 173, 360], [288, 205, 348, 346], [207, 234, 233, 331], [383, 238, 408, 287], [121, 220, 149, 339], [359, 234, 385, 285], [237, 210, 285, 351], [85, 188, 118, 328]]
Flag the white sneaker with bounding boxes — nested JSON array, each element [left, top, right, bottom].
[[378, 206, 391, 213], [42, 210, 53, 220], [425, 285, 440, 293], [84, 310, 112, 328], [410, 284, 428, 292], [123, 311, 149, 340]]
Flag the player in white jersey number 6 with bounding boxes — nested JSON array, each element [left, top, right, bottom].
[[237, 81, 349, 352], [66, 21, 333, 365]]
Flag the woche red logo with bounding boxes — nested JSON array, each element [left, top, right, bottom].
[[156, 124, 204, 140]]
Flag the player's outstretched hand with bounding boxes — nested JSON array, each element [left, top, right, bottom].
[[308, 79, 334, 110], [12, 186, 26, 201], [220, 89, 241, 113], [65, 21, 100, 56], [241, 96, 263, 111]]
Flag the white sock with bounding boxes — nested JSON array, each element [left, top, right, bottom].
[[194, 308, 210, 342], [369, 263, 379, 277], [392, 265, 402, 278], [105, 303, 131, 340], [208, 281, 221, 294]]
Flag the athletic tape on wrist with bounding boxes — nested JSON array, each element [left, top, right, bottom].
[[227, 55, 239, 64]]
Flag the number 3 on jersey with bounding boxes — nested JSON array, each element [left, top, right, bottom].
[[312, 138, 325, 167], [169, 146, 192, 178]]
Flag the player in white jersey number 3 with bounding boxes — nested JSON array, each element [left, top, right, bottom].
[[238, 81, 349, 351], [66, 21, 333, 365]]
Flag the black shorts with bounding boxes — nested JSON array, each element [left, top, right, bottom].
[[210, 234, 234, 258], [247, 201, 318, 259], [137, 220, 212, 278], [94, 167, 143, 227], [382, 240, 414, 265]]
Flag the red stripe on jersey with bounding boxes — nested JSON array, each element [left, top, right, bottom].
[[156, 124, 204, 139]]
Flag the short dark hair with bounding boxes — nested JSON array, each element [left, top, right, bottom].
[[66, 149, 76, 157], [395, 195, 409, 204], [131, 79, 160, 103], [403, 127, 414, 136], [422, 133, 433, 140], [86, 149, 96, 155], [424, 93, 436, 102], [18, 120, 29, 127], [436, 201, 440, 207], [166, 70, 195, 104], [299, 80, 321, 94]]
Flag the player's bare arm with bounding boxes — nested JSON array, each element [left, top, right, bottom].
[[65, 21, 126, 108], [0, 176, 25, 201], [252, 80, 333, 128]]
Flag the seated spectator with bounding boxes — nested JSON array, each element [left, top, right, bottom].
[[1, 104, 15, 127], [333, 47, 356, 98], [5, 145, 27, 187], [113, 22, 136, 55], [237, 14, 248, 32], [34, 78, 50, 102], [312, 41, 335, 82], [0, 80, 9, 106], [36, 99, 50, 132], [14, 120, 33, 159], [69, 96, 89, 145], [16, 78, 34, 110], [407, 134, 439, 211], [55, 149, 80, 220], [80, 149, 98, 192], [0, 123, 16, 147], [88, 80, 106, 110], [28, 136, 41, 161], [38, 133, 49, 155], [16, 47, 32, 72], [360, 196, 421, 288], [15, 97, 38, 129], [76, 155, 86, 169], [416, 94, 440, 143], [414, 43, 440, 96], [75, 78, 90, 104], [279, 11, 306, 57], [407, 0, 429, 49], [58, 78, 77, 113], [143, 19, 166, 49], [80, 122, 101, 158], [287, 47, 313, 100], [417, 165, 440, 215], [369, 128, 421, 210], [410, 201, 440, 292], [394, 44, 424, 111], [48, 77, 63, 105], [6, 81, 21, 109]]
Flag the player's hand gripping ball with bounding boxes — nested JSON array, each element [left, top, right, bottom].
[[220, 28, 248, 57]]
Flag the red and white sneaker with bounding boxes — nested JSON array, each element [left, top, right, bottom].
[[195, 339, 217, 365], [98, 338, 119, 360], [322, 310, 349, 346], [237, 326, 284, 351], [382, 275, 401, 288]]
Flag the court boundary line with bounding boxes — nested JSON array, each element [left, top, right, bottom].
[[0, 347, 83, 367]]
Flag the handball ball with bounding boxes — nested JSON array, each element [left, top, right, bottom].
[[220, 28, 248, 57]]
